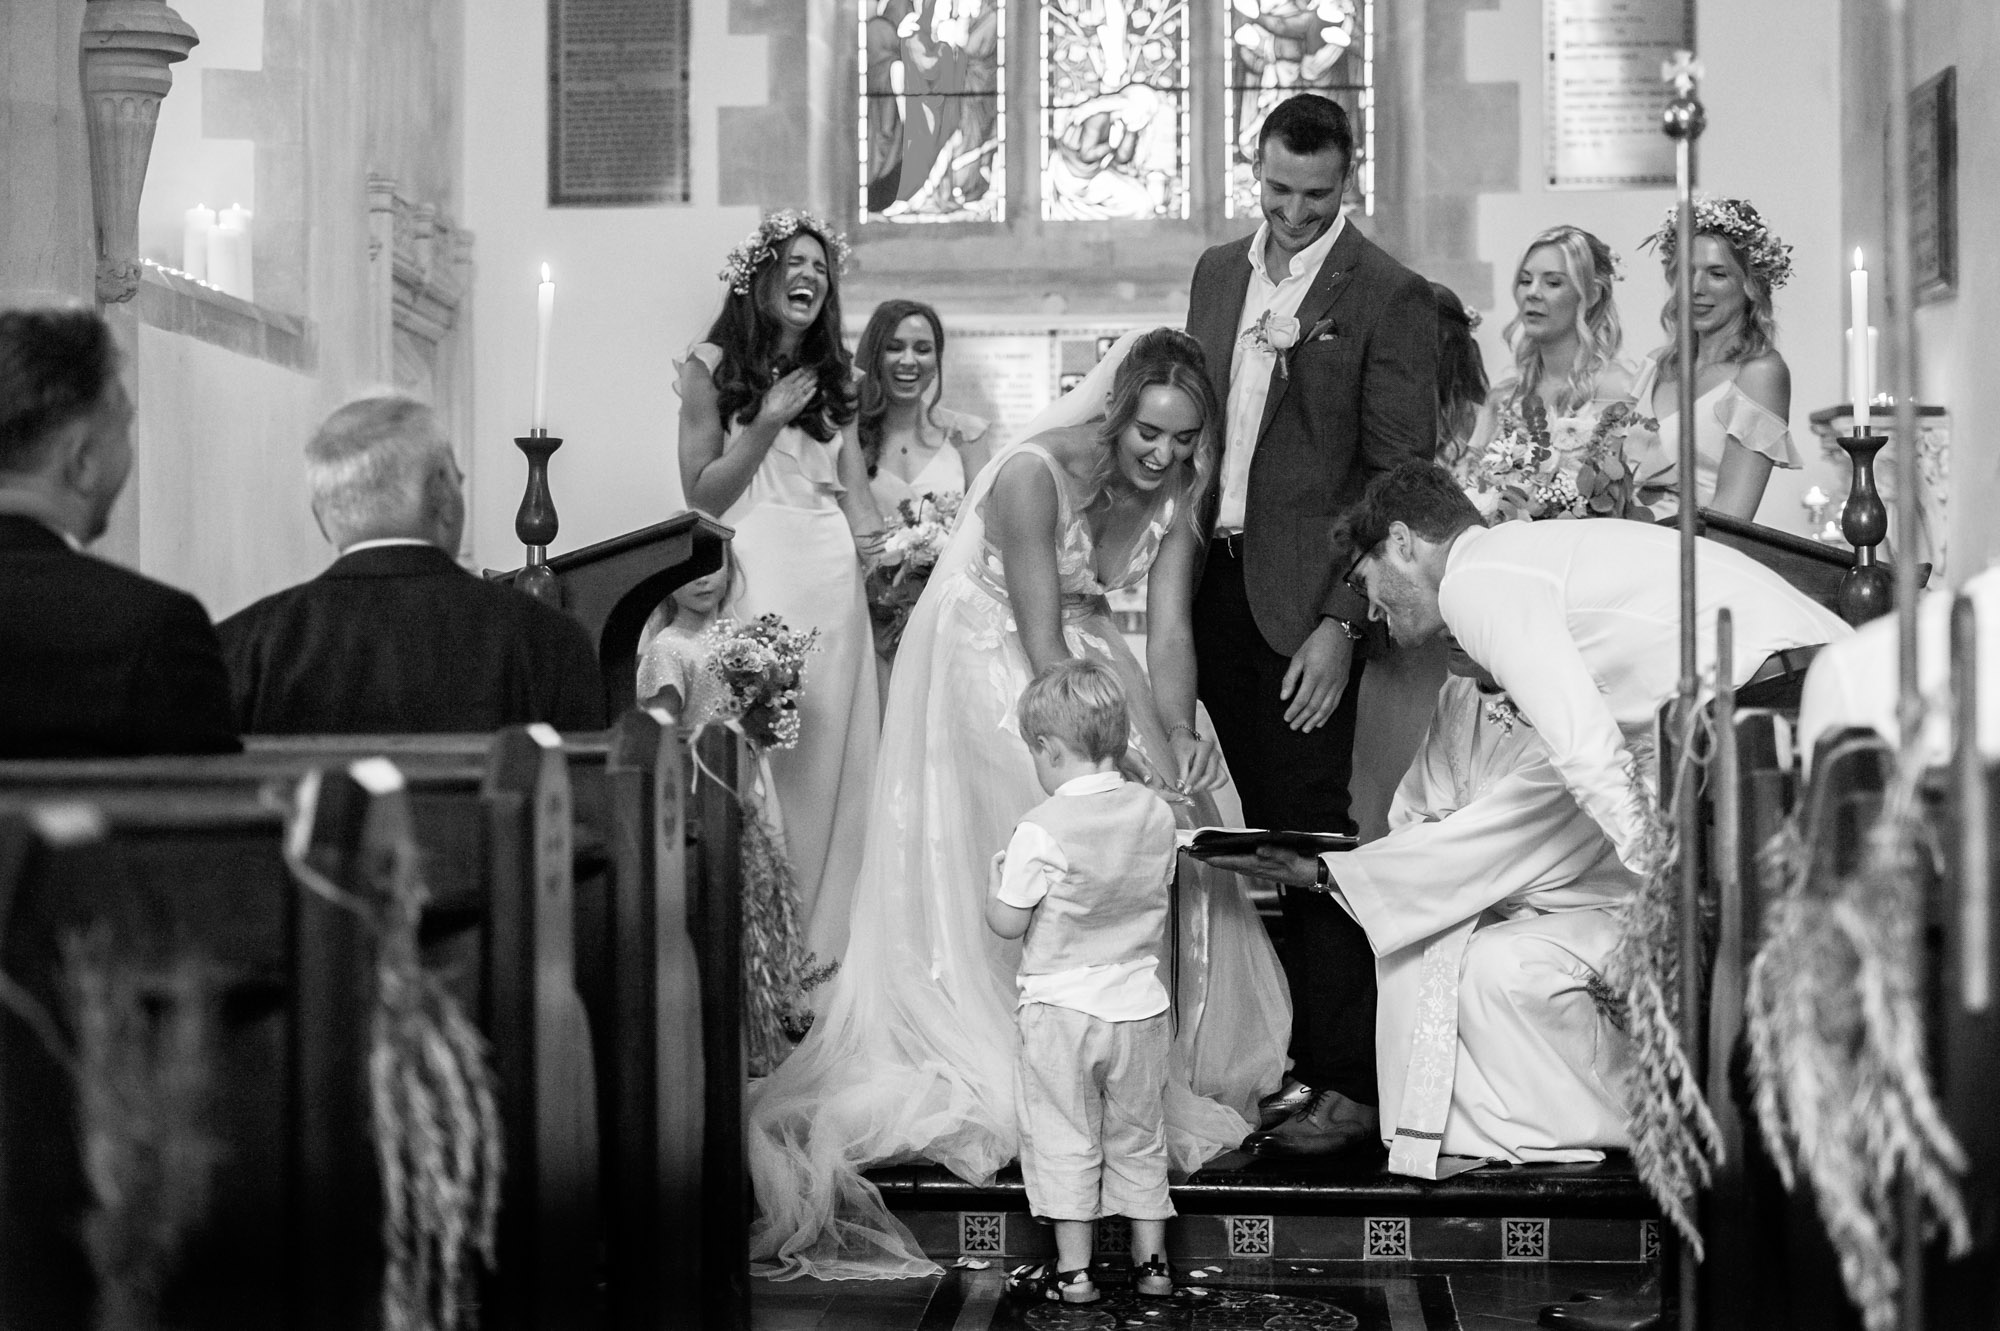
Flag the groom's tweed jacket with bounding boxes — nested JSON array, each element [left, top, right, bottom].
[[1186, 223, 1439, 657]]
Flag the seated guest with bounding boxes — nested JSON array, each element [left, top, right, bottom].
[[1797, 565, 2000, 772], [0, 307, 237, 757], [1210, 643, 1640, 1175], [1340, 461, 1848, 872], [219, 395, 605, 733]]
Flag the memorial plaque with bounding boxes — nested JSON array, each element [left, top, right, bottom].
[[1543, 0, 1694, 190], [550, 0, 690, 207]]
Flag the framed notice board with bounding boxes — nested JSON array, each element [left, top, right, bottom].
[[1543, 0, 1696, 189], [1909, 66, 1957, 301], [549, 0, 691, 207]]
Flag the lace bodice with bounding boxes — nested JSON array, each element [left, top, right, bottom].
[[967, 443, 1175, 611]]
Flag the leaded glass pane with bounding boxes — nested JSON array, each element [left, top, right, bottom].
[[1041, 1, 1191, 221], [860, 0, 1005, 223], [1224, 0, 1375, 218]]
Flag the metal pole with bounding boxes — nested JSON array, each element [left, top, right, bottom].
[[1882, 0, 1921, 741], [1661, 51, 1707, 1331], [1953, 595, 1990, 1015]]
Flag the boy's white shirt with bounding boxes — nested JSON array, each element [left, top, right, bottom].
[[995, 770, 1169, 1021]]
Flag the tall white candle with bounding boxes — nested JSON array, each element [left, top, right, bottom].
[[207, 212, 242, 297], [182, 205, 215, 281], [533, 263, 555, 433], [1849, 248, 1870, 426]]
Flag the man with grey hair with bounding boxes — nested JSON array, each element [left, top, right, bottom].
[[218, 394, 605, 733], [0, 306, 238, 756]]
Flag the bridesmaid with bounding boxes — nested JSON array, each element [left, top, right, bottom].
[[1627, 197, 1800, 521], [857, 298, 991, 517], [678, 209, 883, 970], [1464, 225, 1636, 508]]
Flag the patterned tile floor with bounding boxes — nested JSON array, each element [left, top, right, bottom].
[[751, 1259, 1659, 1329]]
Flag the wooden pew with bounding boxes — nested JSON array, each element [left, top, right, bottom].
[[0, 716, 749, 1331], [0, 765, 393, 1328], [0, 729, 602, 1331]]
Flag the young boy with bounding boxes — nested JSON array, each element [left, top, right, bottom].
[[986, 659, 1178, 1305]]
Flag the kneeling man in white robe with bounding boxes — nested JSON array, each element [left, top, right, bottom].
[[1212, 651, 1639, 1178]]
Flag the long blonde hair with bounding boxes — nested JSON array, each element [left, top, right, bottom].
[[1502, 226, 1622, 414], [1655, 231, 1779, 379]]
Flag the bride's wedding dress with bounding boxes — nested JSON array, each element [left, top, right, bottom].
[[745, 421, 1292, 1280]]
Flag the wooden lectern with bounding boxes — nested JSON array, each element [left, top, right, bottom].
[[493, 512, 733, 713]]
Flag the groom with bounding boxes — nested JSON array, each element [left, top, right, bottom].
[[1185, 93, 1438, 1155]]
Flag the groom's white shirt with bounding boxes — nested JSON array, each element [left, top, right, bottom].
[[1216, 215, 1345, 534]]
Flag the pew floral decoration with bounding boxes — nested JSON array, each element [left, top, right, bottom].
[[704, 614, 818, 752], [864, 490, 960, 656], [695, 614, 836, 1070], [1462, 396, 1658, 524], [1746, 759, 1970, 1330]]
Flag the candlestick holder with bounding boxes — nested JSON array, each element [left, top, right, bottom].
[[1836, 429, 1893, 625], [514, 430, 564, 608]]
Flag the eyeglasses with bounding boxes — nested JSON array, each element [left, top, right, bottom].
[[1342, 545, 1379, 599]]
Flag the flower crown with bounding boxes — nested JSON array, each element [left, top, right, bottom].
[[1642, 195, 1793, 290], [718, 209, 852, 296]]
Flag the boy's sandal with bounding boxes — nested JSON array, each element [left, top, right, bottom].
[[1134, 1258, 1175, 1297], [1005, 1262, 1100, 1305]]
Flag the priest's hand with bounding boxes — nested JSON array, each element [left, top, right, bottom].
[[1281, 619, 1355, 732], [1198, 846, 1322, 890]]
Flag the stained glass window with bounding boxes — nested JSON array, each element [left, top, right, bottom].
[[1040, 1, 1191, 221], [1224, 0, 1375, 218], [859, 0, 1005, 223]]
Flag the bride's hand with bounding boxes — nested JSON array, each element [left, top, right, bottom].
[[1170, 725, 1225, 794], [853, 526, 888, 564]]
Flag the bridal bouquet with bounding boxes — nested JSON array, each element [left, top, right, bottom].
[[1465, 397, 1657, 524], [704, 613, 818, 751], [865, 490, 960, 656]]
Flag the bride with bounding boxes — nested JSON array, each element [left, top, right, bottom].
[[746, 328, 1292, 1280]]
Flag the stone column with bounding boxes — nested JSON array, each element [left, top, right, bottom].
[[0, 0, 95, 306], [80, 0, 198, 305]]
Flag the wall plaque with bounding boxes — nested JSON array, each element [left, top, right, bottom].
[[1543, 0, 1694, 190], [549, 0, 690, 207], [1908, 66, 1957, 302]]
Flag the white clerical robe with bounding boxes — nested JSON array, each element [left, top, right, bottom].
[[1330, 675, 1642, 1170]]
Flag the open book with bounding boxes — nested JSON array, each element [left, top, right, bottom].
[[1175, 826, 1359, 859]]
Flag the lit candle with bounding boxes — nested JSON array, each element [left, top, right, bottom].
[[182, 205, 215, 281], [533, 263, 555, 433], [1849, 248, 1870, 428]]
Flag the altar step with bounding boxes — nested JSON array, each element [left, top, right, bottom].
[[868, 1146, 1661, 1267]]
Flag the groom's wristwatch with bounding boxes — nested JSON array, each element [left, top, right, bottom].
[[1323, 615, 1364, 641]]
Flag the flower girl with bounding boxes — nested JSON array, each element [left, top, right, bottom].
[[636, 552, 737, 723]]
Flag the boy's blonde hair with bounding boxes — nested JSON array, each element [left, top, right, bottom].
[[1017, 659, 1128, 764]]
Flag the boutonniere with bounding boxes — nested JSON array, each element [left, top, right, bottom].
[[1482, 693, 1527, 734], [1240, 310, 1301, 377]]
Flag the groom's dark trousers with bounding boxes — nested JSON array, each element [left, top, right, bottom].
[[1186, 222, 1439, 1109]]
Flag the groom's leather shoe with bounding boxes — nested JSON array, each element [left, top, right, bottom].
[[1245, 1089, 1379, 1157], [1256, 1075, 1316, 1130]]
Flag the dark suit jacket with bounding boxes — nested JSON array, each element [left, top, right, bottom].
[[0, 515, 240, 757], [1187, 222, 1439, 656], [218, 544, 607, 735]]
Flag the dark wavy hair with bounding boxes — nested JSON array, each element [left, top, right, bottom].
[[1431, 282, 1488, 467], [1088, 328, 1220, 522], [1333, 459, 1482, 563], [855, 298, 946, 477], [702, 224, 855, 443], [0, 307, 118, 471]]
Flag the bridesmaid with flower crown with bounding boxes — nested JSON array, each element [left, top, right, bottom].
[[678, 210, 884, 971], [1624, 196, 1802, 521], [1461, 225, 1641, 523]]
